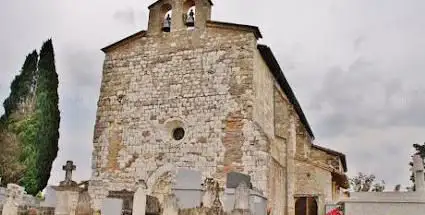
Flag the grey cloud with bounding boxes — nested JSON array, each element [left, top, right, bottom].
[[1, 0, 425, 190], [113, 8, 136, 25], [312, 56, 425, 138], [61, 49, 102, 87]]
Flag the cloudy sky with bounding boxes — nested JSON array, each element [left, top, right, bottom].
[[1, 0, 424, 191]]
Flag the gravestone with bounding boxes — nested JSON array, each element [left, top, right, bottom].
[[162, 194, 178, 215], [146, 196, 161, 215], [107, 190, 134, 215], [60, 161, 77, 187], [53, 161, 82, 215], [173, 168, 203, 208], [226, 172, 252, 189], [231, 182, 252, 215], [41, 186, 57, 207], [101, 198, 123, 215], [413, 154, 425, 192], [132, 180, 147, 215]]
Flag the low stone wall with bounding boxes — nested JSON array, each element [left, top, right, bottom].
[[339, 192, 425, 215], [178, 208, 230, 215], [16, 206, 55, 215]]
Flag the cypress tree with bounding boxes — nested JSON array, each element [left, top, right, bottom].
[[0, 50, 39, 191], [2, 51, 38, 121], [34, 39, 60, 193], [0, 39, 60, 195]]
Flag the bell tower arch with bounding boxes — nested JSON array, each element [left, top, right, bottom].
[[147, 0, 213, 34]]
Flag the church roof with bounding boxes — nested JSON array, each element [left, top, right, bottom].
[[312, 144, 348, 172], [101, 30, 147, 53], [206, 21, 263, 39], [148, 0, 214, 9], [257, 44, 315, 140]]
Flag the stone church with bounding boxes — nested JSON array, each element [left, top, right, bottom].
[[88, 0, 349, 214]]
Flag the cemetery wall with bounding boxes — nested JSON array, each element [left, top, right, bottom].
[[340, 192, 425, 215], [90, 26, 271, 210]]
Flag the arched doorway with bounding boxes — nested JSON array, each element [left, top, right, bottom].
[[295, 197, 318, 215]]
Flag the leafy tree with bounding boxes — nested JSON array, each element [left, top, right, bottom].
[[0, 39, 60, 195], [350, 172, 385, 192]]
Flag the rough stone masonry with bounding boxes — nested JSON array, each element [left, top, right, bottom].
[[88, 0, 349, 214]]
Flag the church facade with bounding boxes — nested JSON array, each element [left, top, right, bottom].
[[88, 0, 349, 214]]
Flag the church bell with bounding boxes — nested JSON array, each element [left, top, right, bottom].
[[185, 9, 195, 27], [163, 14, 171, 32]]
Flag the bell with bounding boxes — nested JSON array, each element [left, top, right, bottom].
[[186, 9, 195, 27], [162, 14, 171, 32]]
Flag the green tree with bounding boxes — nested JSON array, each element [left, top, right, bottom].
[[0, 51, 39, 189], [34, 39, 60, 193], [0, 39, 60, 195], [1, 51, 38, 122], [350, 172, 385, 192]]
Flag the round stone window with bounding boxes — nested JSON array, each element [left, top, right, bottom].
[[172, 127, 185, 141]]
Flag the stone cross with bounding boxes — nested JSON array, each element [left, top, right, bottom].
[[413, 154, 425, 192], [63, 161, 76, 184]]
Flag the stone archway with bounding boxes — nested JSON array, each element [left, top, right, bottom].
[[295, 197, 318, 215], [146, 164, 177, 205]]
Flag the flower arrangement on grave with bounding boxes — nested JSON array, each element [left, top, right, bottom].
[[326, 206, 343, 215]]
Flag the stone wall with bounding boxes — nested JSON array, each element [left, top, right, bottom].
[[340, 192, 425, 215], [16, 206, 55, 215], [90, 26, 271, 210], [295, 160, 333, 215]]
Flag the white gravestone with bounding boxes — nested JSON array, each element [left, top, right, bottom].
[[41, 186, 57, 207], [101, 198, 123, 215], [132, 180, 147, 215], [413, 154, 425, 192], [173, 168, 203, 208], [163, 194, 179, 215], [233, 181, 250, 210]]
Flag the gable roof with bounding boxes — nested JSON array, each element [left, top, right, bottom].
[[101, 31, 147, 53], [312, 144, 348, 172], [257, 44, 315, 140], [206, 21, 263, 39], [148, 0, 214, 9]]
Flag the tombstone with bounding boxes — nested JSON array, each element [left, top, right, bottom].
[[101, 198, 123, 215], [41, 186, 57, 207], [60, 161, 77, 187], [53, 161, 82, 215], [162, 194, 179, 215], [2, 184, 25, 215], [107, 190, 134, 215], [413, 154, 425, 192], [249, 189, 267, 215], [132, 180, 147, 215], [173, 168, 203, 208], [75, 188, 92, 215], [226, 172, 252, 189], [146, 196, 161, 215], [233, 182, 250, 211]]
